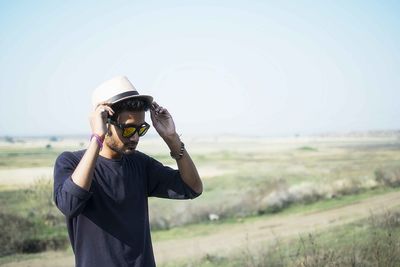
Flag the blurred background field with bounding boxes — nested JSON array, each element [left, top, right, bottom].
[[2, 1, 400, 266], [1, 132, 400, 266]]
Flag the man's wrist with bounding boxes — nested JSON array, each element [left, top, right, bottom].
[[162, 133, 183, 156], [170, 142, 185, 160], [90, 134, 104, 150], [92, 132, 106, 140], [162, 132, 180, 145]]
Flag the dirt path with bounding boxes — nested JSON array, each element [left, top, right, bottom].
[[2, 191, 399, 266], [154, 191, 400, 263]]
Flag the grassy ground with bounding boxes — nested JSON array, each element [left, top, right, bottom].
[[160, 207, 400, 267], [1, 135, 400, 264], [148, 138, 400, 228], [0, 146, 73, 169], [151, 186, 398, 242], [2, 191, 399, 266]]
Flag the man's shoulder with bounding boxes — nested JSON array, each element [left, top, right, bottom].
[[59, 149, 86, 158], [55, 150, 86, 165]]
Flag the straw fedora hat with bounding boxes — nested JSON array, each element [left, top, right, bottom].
[[92, 76, 153, 108]]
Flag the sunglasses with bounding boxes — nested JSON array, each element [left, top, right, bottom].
[[107, 119, 150, 138]]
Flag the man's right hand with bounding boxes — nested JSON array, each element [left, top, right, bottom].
[[72, 104, 114, 191], [90, 104, 114, 138]]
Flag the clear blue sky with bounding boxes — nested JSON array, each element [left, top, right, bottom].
[[1, 0, 399, 136]]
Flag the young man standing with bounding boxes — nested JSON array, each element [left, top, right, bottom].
[[53, 76, 203, 267]]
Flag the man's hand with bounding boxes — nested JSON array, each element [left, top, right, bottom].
[[89, 104, 114, 138], [150, 101, 203, 194], [150, 102, 177, 140]]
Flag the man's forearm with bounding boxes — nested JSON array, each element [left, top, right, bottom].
[[164, 134, 203, 194], [71, 138, 101, 191], [176, 150, 203, 194]]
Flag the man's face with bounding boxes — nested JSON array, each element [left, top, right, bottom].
[[105, 110, 146, 155]]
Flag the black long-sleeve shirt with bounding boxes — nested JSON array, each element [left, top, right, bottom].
[[53, 150, 200, 267]]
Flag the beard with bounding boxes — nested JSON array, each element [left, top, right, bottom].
[[105, 135, 138, 155]]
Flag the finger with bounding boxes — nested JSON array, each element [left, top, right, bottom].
[[96, 102, 111, 109], [97, 104, 113, 112], [150, 109, 157, 122], [151, 102, 159, 111], [103, 106, 114, 116], [96, 107, 107, 117], [150, 102, 170, 117], [150, 106, 156, 117], [159, 107, 170, 115], [96, 104, 103, 111], [96, 105, 114, 120]]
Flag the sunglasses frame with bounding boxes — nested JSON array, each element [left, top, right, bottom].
[[107, 119, 150, 138]]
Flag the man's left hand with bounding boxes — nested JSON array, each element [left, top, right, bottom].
[[150, 102, 177, 140]]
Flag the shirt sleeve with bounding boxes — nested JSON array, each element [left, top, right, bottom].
[[53, 151, 93, 218], [145, 155, 201, 199]]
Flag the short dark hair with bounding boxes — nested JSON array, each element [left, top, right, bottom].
[[110, 98, 150, 121]]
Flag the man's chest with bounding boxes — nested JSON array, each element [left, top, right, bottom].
[[92, 161, 147, 204]]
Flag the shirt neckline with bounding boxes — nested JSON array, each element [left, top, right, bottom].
[[98, 154, 125, 163]]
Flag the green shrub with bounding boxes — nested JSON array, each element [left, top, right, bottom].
[[0, 178, 68, 256], [0, 212, 35, 256], [0, 212, 68, 256]]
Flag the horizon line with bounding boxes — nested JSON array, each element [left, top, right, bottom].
[[1, 128, 399, 139]]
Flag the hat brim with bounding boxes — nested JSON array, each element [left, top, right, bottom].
[[109, 95, 154, 106]]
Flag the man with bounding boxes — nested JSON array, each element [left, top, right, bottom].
[[53, 76, 203, 267]]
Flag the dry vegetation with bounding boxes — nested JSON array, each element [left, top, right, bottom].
[[163, 208, 400, 267], [148, 135, 400, 229], [0, 134, 399, 265]]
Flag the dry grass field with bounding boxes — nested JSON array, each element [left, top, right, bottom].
[[0, 133, 399, 266]]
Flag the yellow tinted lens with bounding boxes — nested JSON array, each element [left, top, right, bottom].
[[123, 127, 136, 137], [138, 126, 148, 136]]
